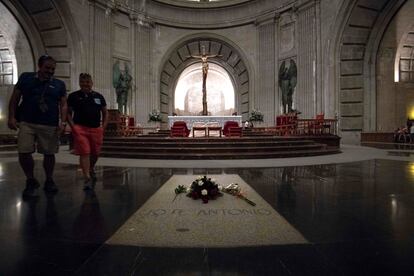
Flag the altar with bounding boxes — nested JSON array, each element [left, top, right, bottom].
[[168, 115, 242, 128]]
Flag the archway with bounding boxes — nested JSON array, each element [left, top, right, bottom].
[[0, 0, 82, 133], [1, 0, 82, 90], [174, 62, 235, 116], [377, 0, 414, 131], [332, 0, 405, 143], [160, 37, 250, 122], [0, 1, 33, 132]]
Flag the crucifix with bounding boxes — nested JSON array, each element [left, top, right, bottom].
[[190, 45, 221, 116]]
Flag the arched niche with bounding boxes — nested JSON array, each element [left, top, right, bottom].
[[159, 37, 250, 121], [0, 0, 82, 133], [1, 0, 83, 91], [331, 0, 405, 143], [175, 62, 235, 116]]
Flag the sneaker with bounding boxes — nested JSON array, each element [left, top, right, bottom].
[[90, 170, 97, 182], [83, 178, 93, 190], [22, 178, 40, 198], [44, 179, 58, 194]]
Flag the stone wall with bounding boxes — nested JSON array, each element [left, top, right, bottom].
[[376, 0, 414, 132], [62, 0, 344, 128], [4, 0, 410, 145]]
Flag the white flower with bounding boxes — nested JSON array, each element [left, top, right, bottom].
[[201, 189, 208, 196], [211, 178, 216, 184], [218, 185, 223, 191], [198, 180, 203, 186], [197, 175, 203, 180]]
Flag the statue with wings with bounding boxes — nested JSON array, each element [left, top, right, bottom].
[[113, 60, 132, 114], [278, 59, 297, 114]]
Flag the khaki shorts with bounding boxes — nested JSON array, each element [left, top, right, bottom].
[[18, 122, 60, 154]]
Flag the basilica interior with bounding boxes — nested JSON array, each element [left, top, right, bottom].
[[1, 0, 414, 275]]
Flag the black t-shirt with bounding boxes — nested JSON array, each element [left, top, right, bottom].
[[67, 90, 106, 128]]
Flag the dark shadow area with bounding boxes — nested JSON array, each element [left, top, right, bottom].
[[1, 159, 414, 275]]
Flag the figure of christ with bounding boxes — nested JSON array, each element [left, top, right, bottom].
[[190, 46, 221, 115]]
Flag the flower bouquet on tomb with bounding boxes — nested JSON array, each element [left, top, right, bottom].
[[174, 176, 222, 204], [174, 176, 256, 206], [222, 183, 256, 206]]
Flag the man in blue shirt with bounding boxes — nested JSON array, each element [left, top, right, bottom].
[[8, 55, 67, 198]]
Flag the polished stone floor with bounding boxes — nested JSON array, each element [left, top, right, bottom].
[[1, 147, 414, 275]]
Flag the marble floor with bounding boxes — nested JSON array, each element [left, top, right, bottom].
[[0, 144, 414, 275]]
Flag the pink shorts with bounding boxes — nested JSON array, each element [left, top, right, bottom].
[[71, 125, 104, 155]]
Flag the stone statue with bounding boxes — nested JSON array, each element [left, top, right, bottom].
[[190, 45, 221, 116], [113, 60, 132, 114], [278, 59, 297, 114]]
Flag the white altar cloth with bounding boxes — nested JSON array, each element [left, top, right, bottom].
[[168, 115, 242, 128]]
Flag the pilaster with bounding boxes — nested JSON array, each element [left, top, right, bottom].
[[297, 1, 318, 118], [256, 14, 276, 125]]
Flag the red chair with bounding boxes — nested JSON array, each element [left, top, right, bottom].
[[170, 121, 190, 137], [223, 121, 242, 137], [307, 113, 325, 135], [128, 117, 135, 127]]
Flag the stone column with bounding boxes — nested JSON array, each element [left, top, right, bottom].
[[314, 0, 322, 114], [90, 2, 113, 106], [135, 14, 152, 126], [274, 13, 281, 118], [256, 14, 276, 125], [129, 12, 137, 117], [297, 1, 318, 118]]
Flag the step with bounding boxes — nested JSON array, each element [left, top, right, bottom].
[[102, 140, 317, 148], [101, 143, 326, 154], [100, 148, 341, 159], [100, 135, 341, 159], [103, 136, 319, 143], [0, 144, 17, 151]]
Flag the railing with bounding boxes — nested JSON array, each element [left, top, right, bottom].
[[247, 118, 338, 136], [297, 119, 338, 135]]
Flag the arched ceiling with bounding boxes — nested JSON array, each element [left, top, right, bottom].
[[394, 0, 414, 83], [146, 0, 288, 28], [0, 0, 34, 84], [1, 0, 81, 90], [338, 0, 400, 132], [153, 0, 253, 8]]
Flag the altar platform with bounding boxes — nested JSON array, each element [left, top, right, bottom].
[[168, 115, 242, 128], [101, 135, 341, 159]]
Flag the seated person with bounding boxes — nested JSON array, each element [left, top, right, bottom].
[[394, 127, 409, 143], [394, 128, 402, 143], [411, 125, 414, 142]]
